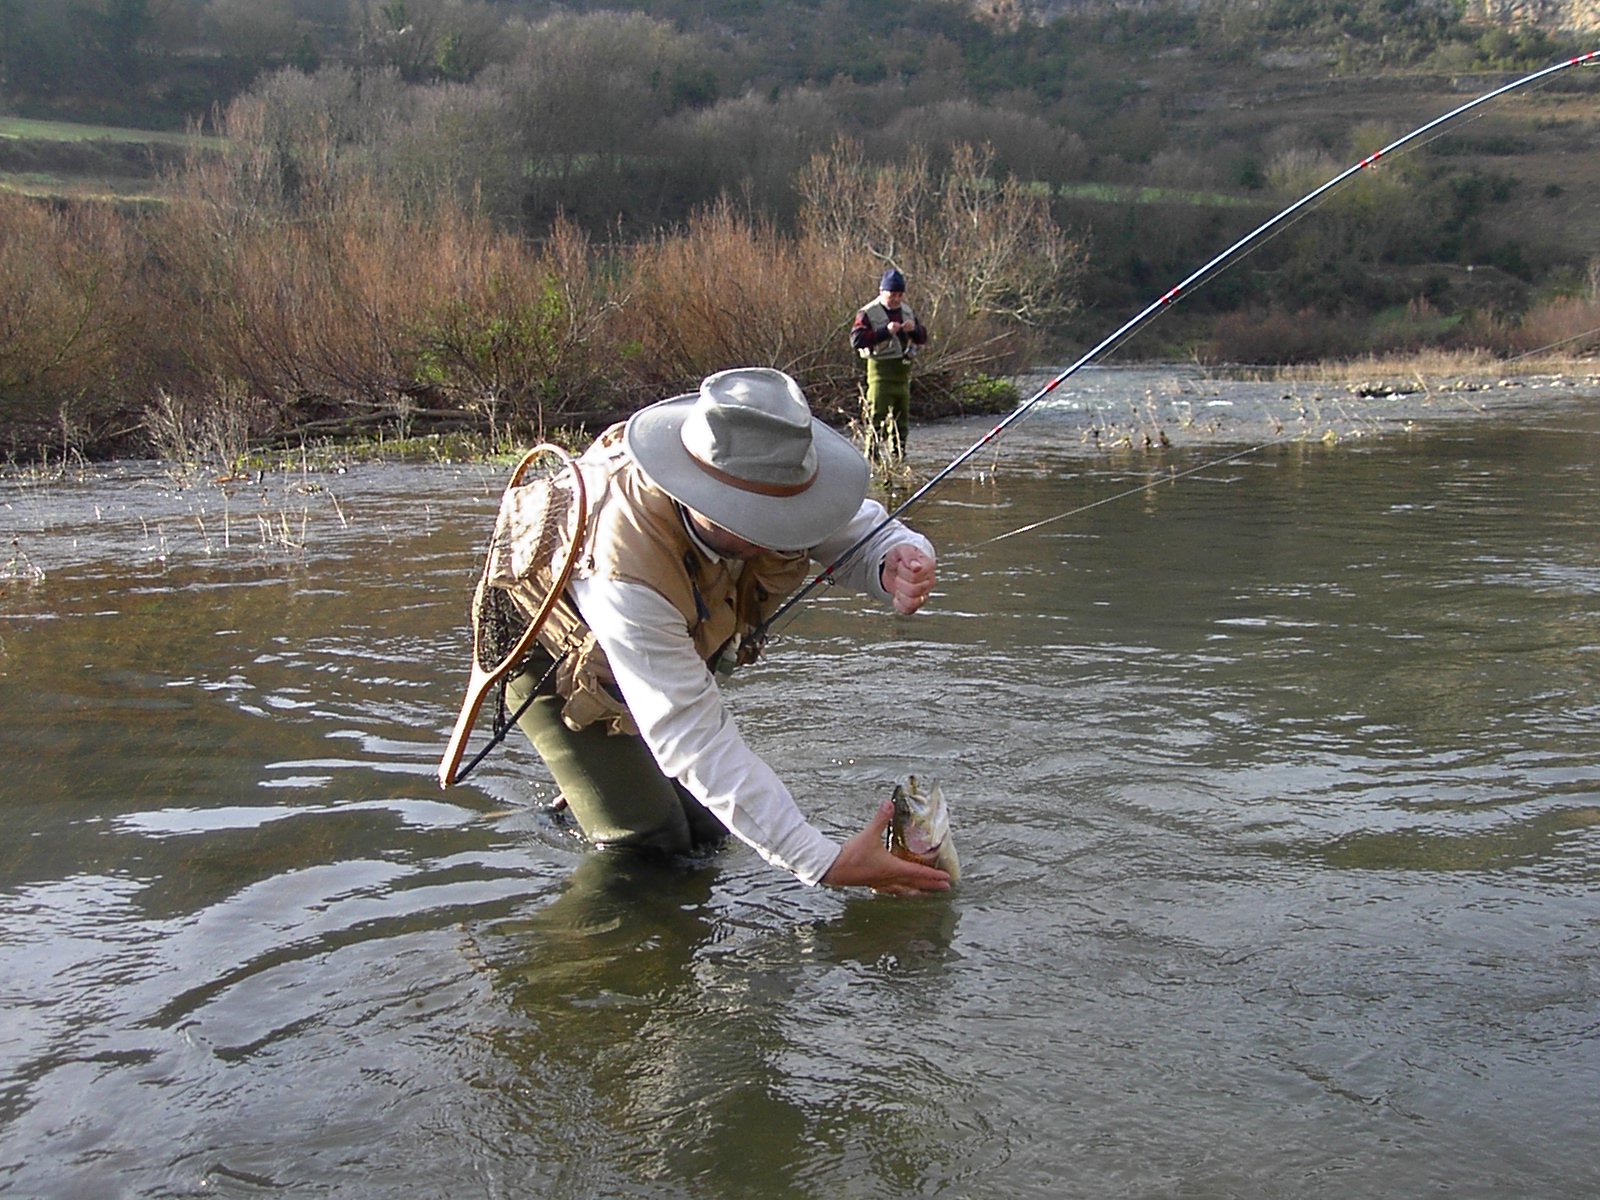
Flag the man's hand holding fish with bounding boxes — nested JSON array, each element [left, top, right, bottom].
[[821, 797, 953, 895]]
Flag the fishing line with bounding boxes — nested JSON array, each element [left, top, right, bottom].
[[754, 50, 1599, 644], [969, 436, 1302, 548]]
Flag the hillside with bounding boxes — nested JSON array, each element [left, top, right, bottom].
[[7, 58, 1593, 266]]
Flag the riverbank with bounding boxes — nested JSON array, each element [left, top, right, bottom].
[[4, 352, 1595, 488]]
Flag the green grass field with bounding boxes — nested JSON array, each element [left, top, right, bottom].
[[0, 116, 220, 147], [0, 116, 222, 201]]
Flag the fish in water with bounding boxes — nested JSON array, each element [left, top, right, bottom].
[[886, 775, 961, 882]]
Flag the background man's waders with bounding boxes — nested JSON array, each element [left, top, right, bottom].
[[867, 356, 913, 454]]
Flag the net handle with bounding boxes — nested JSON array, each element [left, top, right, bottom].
[[437, 444, 589, 788]]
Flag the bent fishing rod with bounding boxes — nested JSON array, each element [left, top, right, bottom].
[[758, 49, 1599, 640]]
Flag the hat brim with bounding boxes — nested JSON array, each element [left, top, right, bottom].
[[625, 393, 869, 552]]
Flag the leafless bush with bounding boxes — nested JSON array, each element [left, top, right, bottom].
[[659, 87, 843, 222], [1204, 307, 1370, 364], [1, 106, 1086, 460], [147, 94, 639, 445], [621, 139, 1084, 423], [794, 139, 1083, 413], [375, 81, 524, 222], [1503, 294, 1600, 357], [623, 199, 851, 407], [0, 194, 145, 453], [408, 215, 627, 434]]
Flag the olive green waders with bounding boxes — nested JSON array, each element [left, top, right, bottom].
[[866, 357, 913, 456], [505, 649, 727, 855]]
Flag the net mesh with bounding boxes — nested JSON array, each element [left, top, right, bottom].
[[477, 584, 531, 675], [469, 450, 582, 735]]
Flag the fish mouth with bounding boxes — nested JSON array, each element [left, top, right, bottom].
[[899, 830, 945, 860]]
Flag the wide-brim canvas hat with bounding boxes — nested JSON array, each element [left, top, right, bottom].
[[624, 368, 869, 551]]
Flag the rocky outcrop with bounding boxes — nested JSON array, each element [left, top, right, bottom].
[[1465, 0, 1600, 30], [993, 0, 1600, 32]]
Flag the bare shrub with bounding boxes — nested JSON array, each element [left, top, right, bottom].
[[152, 98, 632, 447], [1204, 307, 1369, 364], [203, 66, 414, 218], [659, 87, 842, 222], [623, 199, 849, 408], [578, 138, 1084, 424], [143, 382, 264, 469], [797, 139, 935, 278], [408, 216, 627, 435], [2, 82, 1086, 461], [930, 143, 1082, 328], [147, 173, 414, 410], [375, 80, 523, 222], [356, 0, 509, 82], [1265, 146, 1342, 200], [0, 194, 144, 454], [794, 139, 1084, 414], [1504, 294, 1600, 357], [499, 11, 718, 224], [1450, 306, 1515, 354]]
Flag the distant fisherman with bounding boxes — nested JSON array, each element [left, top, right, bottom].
[[851, 268, 928, 460], [492, 368, 950, 895]]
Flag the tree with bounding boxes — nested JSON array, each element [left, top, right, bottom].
[[355, 0, 506, 83], [0, 0, 82, 100], [202, 0, 300, 70], [78, 0, 156, 91]]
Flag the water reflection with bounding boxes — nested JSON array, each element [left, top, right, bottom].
[[466, 852, 973, 1194], [473, 851, 720, 1008]]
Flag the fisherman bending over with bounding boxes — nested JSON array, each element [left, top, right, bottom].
[[494, 368, 950, 896]]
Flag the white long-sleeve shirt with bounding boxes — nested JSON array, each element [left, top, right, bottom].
[[566, 499, 933, 885]]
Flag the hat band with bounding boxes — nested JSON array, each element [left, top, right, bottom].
[[689, 452, 817, 498]]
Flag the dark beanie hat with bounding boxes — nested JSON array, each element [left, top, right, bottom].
[[880, 268, 906, 292]]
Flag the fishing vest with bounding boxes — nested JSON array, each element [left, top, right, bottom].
[[488, 423, 812, 736], [857, 298, 920, 361]]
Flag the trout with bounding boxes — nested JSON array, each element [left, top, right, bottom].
[[886, 775, 960, 882]]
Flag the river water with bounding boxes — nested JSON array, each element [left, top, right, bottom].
[[2, 368, 1597, 1198]]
